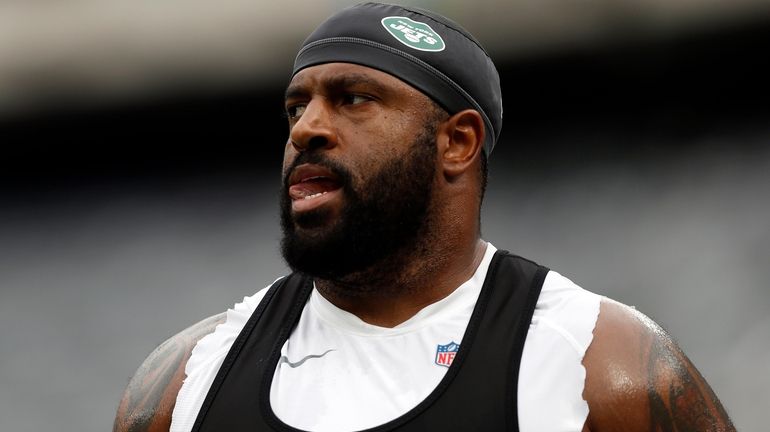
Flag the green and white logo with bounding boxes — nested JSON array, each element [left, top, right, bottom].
[[381, 16, 445, 52]]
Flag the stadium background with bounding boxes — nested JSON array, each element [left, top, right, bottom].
[[1, 1, 768, 430]]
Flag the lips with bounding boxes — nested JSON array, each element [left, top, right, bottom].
[[287, 164, 343, 212]]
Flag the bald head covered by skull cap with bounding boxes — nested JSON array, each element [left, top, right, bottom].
[[293, 2, 503, 155]]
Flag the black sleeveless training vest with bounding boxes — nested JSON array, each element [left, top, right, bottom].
[[192, 250, 548, 432]]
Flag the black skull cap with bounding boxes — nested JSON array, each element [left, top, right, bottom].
[[292, 2, 502, 155]]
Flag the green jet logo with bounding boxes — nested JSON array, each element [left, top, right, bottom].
[[381, 16, 445, 52]]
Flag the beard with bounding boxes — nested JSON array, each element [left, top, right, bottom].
[[280, 127, 437, 284]]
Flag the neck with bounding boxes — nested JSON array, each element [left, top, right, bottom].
[[315, 236, 487, 327]]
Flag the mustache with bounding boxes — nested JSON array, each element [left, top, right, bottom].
[[282, 152, 354, 191]]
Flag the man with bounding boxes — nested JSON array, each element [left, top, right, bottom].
[[114, 3, 736, 431]]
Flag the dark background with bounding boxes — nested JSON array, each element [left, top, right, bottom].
[[4, 15, 770, 185], [1, 2, 768, 431]]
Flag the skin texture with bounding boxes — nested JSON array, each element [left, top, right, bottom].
[[113, 313, 225, 432], [113, 63, 736, 431], [583, 299, 736, 431]]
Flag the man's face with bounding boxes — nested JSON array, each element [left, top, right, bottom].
[[280, 63, 443, 281]]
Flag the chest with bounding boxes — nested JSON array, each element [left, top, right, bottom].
[[192, 252, 547, 432], [270, 304, 471, 431]]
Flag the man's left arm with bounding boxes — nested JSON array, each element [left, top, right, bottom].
[[583, 298, 736, 431]]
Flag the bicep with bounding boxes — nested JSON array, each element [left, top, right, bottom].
[[583, 299, 735, 432], [113, 313, 225, 432]]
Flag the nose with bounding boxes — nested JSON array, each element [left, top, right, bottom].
[[289, 99, 338, 153]]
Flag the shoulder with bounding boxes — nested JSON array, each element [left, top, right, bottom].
[[518, 270, 601, 431], [113, 313, 226, 432], [582, 298, 735, 431], [527, 270, 602, 357]]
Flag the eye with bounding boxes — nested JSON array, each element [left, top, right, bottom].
[[342, 93, 371, 105], [286, 104, 306, 120]]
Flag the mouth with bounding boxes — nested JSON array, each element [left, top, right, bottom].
[[287, 163, 344, 213]]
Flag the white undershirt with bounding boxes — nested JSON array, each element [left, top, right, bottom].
[[171, 243, 602, 432]]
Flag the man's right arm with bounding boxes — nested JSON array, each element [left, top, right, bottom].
[[113, 313, 226, 432]]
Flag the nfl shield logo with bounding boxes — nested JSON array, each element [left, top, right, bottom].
[[435, 341, 460, 367]]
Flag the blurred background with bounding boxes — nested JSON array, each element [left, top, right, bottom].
[[1, 0, 769, 430]]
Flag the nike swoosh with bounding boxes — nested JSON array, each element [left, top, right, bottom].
[[279, 349, 336, 368]]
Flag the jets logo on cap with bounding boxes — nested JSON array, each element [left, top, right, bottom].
[[381, 16, 446, 52]]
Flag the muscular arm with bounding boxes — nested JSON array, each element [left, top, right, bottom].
[[583, 299, 735, 432], [113, 313, 226, 432]]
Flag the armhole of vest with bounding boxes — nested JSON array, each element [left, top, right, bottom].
[[506, 259, 548, 431], [259, 276, 318, 432], [190, 275, 289, 432]]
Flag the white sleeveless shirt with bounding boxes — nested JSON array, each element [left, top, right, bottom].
[[170, 244, 602, 432]]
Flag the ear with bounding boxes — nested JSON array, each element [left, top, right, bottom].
[[437, 109, 485, 179]]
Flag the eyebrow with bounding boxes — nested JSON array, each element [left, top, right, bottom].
[[284, 83, 307, 102], [284, 73, 392, 101]]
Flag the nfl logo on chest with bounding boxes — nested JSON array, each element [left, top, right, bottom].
[[435, 341, 460, 367]]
